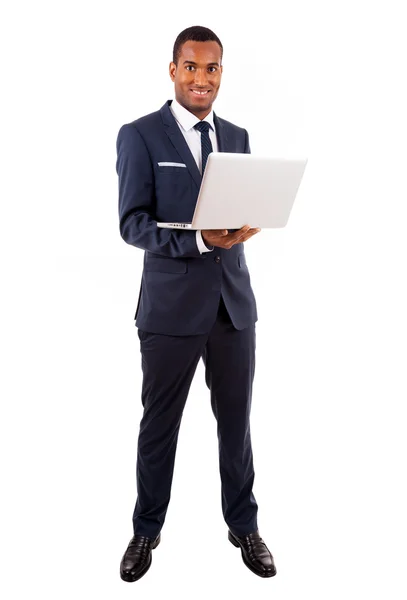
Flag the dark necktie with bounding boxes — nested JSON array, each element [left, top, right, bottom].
[[194, 121, 213, 175]]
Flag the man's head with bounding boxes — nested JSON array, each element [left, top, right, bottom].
[[170, 26, 223, 119]]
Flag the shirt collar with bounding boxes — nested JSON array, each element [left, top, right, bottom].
[[170, 97, 215, 132]]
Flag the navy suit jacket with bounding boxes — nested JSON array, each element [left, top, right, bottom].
[[116, 100, 258, 336]]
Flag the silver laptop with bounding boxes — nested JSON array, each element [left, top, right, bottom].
[[157, 152, 308, 230]]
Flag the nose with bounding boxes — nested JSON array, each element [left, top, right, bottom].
[[194, 68, 209, 87]]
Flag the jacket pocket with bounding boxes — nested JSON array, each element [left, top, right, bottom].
[[157, 162, 187, 168], [238, 254, 247, 269], [145, 257, 188, 274], [157, 163, 188, 174]]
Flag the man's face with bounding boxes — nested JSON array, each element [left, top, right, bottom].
[[169, 40, 223, 119]]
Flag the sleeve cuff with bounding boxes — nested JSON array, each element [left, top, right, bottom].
[[196, 229, 214, 253]]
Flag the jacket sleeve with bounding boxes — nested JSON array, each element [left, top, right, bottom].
[[116, 123, 203, 258], [244, 129, 251, 154]]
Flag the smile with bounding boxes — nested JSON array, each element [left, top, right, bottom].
[[190, 90, 210, 95]]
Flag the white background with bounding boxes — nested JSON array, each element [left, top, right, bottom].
[[1, 0, 407, 598]]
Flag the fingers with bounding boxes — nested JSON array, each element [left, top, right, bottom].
[[234, 226, 260, 242], [204, 226, 261, 249], [222, 228, 260, 248]]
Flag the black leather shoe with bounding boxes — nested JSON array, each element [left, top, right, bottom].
[[120, 533, 161, 582], [228, 530, 277, 578]]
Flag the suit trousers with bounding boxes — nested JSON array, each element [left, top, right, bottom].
[[132, 296, 258, 538]]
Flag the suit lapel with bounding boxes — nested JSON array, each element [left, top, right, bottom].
[[160, 101, 202, 189], [213, 113, 229, 152], [160, 101, 232, 190]]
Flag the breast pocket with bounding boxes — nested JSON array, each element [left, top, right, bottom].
[[157, 162, 188, 174]]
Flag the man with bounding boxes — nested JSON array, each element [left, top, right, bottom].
[[116, 25, 276, 580]]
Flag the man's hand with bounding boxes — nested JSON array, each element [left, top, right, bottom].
[[202, 225, 261, 249]]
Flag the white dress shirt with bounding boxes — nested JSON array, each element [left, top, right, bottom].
[[169, 98, 217, 254]]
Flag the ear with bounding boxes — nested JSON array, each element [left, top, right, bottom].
[[169, 61, 176, 82]]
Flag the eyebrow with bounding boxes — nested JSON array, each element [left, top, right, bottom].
[[183, 60, 220, 67]]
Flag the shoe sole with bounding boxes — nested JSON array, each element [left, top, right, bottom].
[[228, 531, 277, 578], [120, 535, 161, 582]]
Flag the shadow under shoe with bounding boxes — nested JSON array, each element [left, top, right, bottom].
[[228, 530, 277, 578], [120, 534, 161, 582]]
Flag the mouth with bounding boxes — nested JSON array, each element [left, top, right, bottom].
[[190, 89, 211, 97]]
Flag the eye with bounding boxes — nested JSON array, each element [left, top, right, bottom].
[[208, 67, 217, 72], [186, 65, 195, 71]]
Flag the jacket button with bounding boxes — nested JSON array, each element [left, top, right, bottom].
[[215, 256, 221, 263]]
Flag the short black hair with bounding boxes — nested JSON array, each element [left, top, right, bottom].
[[173, 26, 223, 65]]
